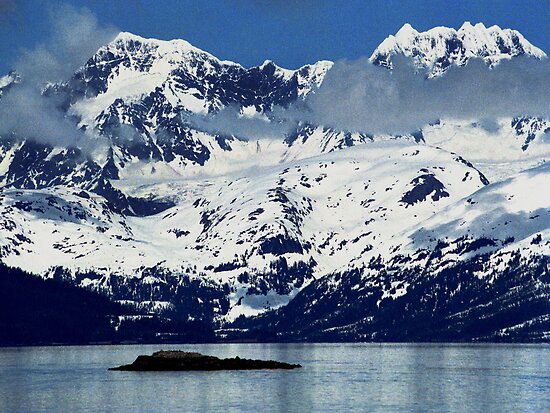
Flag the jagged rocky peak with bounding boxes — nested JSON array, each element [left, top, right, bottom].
[[73, 31, 331, 108], [70, 31, 237, 106], [63, 29, 334, 143], [105, 31, 242, 71], [113, 31, 197, 50], [370, 22, 547, 76], [107, 32, 333, 86]]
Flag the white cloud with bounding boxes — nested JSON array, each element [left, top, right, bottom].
[[297, 56, 550, 135], [0, 3, 117, 153]]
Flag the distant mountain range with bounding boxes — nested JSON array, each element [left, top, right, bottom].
[[0, 23, 548, 343], [371, 22, 546, 76]]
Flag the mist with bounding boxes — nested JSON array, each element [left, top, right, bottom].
[[184, 105, 298, 141], [296, 55, 550, 135], [0, 3, 117, 153]]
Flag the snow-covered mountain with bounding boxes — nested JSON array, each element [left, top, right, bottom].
[[0, 23, 548, 341], [64, 31, 333, 170], [369, 23, 550, 181], [237, 162, 550, 341], [370, 22, 546, 77], [0, 32, 354, 199], [0, 141, 489, 320], [1, 23, 547, 190]]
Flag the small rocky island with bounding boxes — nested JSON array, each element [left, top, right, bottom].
[[109, 350, 302, 371]]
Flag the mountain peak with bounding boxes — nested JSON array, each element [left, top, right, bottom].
[[114, 31, 147, 43], [112, 31, 198, 53], [370, 22, 546, 76], [395, 23, 418, 39], [459, 21, 487, 31]]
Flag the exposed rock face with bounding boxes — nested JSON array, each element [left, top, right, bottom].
[[109, 350, 301, 371]]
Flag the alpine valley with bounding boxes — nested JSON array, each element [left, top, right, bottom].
[[0, 22, 549, 344]]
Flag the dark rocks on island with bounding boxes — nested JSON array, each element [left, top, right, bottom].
[[109, 350, 302, 371]]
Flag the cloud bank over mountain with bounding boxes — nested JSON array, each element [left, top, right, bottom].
[[183, 105, 298, 141], [0, 4, 117, 152], [1, 3, 549, 147], [186, 55, 550, 139], [296, 55, 550, 135]]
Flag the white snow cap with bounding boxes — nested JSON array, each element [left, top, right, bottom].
[[371, 22, 546, 76]]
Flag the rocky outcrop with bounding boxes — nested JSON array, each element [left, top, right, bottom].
[[109, 350, 301, 371]]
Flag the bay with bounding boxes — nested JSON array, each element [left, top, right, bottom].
[[0, 343, 549, 412]]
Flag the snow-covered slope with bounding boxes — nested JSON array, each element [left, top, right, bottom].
[[0, 141, 488, 320], [235, 163, 550, 341], [417, 117, 550, 182]]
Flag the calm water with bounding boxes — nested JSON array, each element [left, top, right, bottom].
[[0, 343, 549, 412]]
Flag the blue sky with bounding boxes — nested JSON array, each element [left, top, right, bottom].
[[0, 0, 549, 73]]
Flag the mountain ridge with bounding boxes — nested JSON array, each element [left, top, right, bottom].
[[371, 21, 546, 77]]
